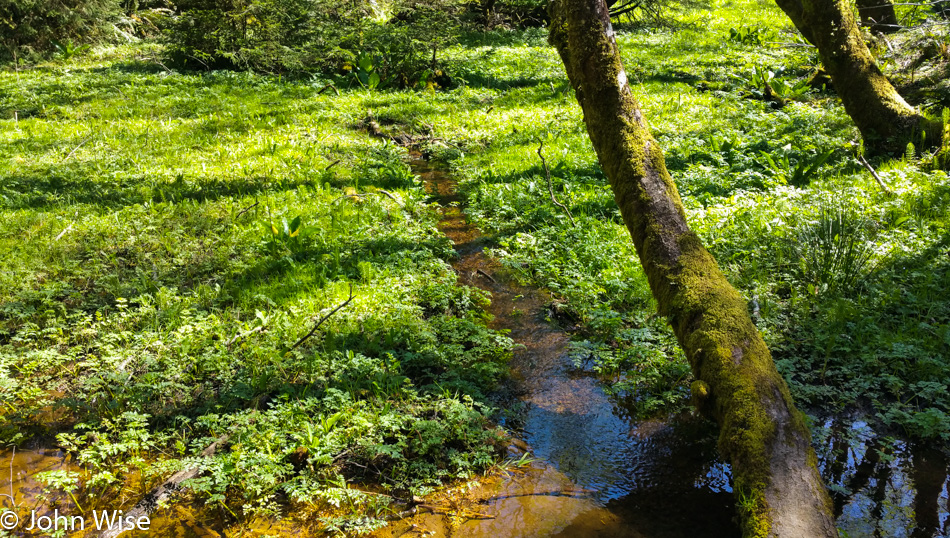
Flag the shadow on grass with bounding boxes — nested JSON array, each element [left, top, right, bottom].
[[0, 170, 327, 210], [3, 211, 475, 436], [0, 64, 322, 119]]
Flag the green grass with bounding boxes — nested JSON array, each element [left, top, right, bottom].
[[0, 45, 514, 532], [437, 0, 950, 441], [1, 0, 949, 532]]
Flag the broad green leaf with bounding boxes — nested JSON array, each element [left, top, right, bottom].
[[359, 55, 373, 72]]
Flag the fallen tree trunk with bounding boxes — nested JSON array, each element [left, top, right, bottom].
[[547, 1, 837, 536]]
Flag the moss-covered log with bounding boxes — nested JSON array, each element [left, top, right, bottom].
[[778, 0, 936, 151], [548, 1, 838, 536]]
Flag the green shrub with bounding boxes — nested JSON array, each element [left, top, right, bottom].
[[359, 0, 467, 88], [0, 0, 121, 63], [164, 0, 467, 83], [162, 0, 325, 72]]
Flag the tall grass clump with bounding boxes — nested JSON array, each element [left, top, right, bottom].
[[791, 199, 878, 296]]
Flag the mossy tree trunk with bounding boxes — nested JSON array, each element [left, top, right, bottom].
[[777, 0, 935, 151], [548, 1, 838, 536], [854, 0, 899, 33], [773, 0, 817, 44]]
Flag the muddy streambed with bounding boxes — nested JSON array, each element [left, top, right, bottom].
[[370, 157, 740, 538], [0, 159, 947, 537]]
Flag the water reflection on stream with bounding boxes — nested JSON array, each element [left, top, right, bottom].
[[374, 158, 739, 538], [818, 418, 950, 538]]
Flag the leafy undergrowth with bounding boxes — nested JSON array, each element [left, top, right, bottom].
[[0, 48, 514, 533], [440, 0, 950, 443], [876, 6, 950, 110]]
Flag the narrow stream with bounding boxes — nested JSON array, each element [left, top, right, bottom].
[[373, 158, 739, 538]]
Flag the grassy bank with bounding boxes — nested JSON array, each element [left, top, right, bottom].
[[441, 1, 950, 442], [0, 47, 516, 533]]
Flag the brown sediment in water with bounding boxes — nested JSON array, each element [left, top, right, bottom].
[[0, 442, 86, 535], [370, 158, 741, 538]]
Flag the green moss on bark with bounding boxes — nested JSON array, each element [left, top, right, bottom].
[[795, 0, 929, 151], [549, 1, 837, 535]]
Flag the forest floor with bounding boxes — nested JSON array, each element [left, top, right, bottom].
[[0, 0, 949, 535]]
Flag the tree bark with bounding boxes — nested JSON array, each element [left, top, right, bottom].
[[772, 0, 817, 45], [776, 0, 937, 151], [854, 0, 899, 33], [547, 1, 838, 536]]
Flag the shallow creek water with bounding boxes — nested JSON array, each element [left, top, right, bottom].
[[0, 160, 947, 537], [372, 158, 739, 538]]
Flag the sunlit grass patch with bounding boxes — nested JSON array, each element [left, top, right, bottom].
[[0, 51, 516, 531], [440, 0, 950, 440]]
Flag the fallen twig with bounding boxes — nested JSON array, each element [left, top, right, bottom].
[[375, 189, 401, 203], [764, 42, 815, 48], [384, 507, 418, 521], [537, 141, 577, 227], [139, 48, 175, 74], [226, 325, 264, 347], [317, 83, 340, 96], [325, 159, 341, 170], [289, 284, 354, 351], [55, 223, 74, 241], [486, 488, 598, 502], [64, 136, 93, 161], [235, 201, 259, 219], [858, 154, 894, 196], [417, 504, 495, 520], [880, 34, 896, 55], [475, 269, 495, 282]]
